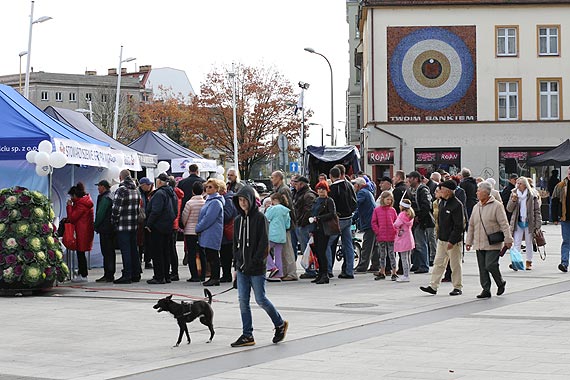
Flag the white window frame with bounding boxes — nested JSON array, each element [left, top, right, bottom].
[[496, 79, 521, 121], [101, 94, 107, 103], [538, 25, 560, 56], [85, 93, 92, 101], [496, 26, 518, 57], [69, 92, 76, 102], [41, 91, 49, 101], [55, 92, 62, 102], [538, 79, 561, 120]]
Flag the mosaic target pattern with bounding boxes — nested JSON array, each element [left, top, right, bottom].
[[387, 26, 477, 119]]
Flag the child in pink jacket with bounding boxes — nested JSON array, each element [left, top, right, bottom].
[[393, 199, 415, 282], [371, 191, 398, 281]]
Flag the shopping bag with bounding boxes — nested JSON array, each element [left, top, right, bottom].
[[62, 223, 77, 251], [509, 247, 525, 271], [301, 235, 318, 270]]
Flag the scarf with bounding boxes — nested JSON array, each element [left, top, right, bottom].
[[517, 188, 528, 222]]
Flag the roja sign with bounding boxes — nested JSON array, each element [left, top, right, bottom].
[[368, 150, 394, 165]]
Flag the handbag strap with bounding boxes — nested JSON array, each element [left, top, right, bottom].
[[478, 206, 490, 236]]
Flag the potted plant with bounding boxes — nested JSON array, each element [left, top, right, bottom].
[[0, 186, 69, 295]]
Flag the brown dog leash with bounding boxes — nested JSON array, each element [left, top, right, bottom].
[[208, 285, 236, 298]]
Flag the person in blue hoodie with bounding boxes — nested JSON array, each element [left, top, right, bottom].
[[145, 173, 178, 284], [230, 185, 288, 348], [353, 177, 380, 273], [264, 192, 291, 280], [196, 178, 225, 286]]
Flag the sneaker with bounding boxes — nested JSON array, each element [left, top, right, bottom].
[[374, 274, 386, 281], [396, 276, 410, 282], [71, 275, 88, 283], [420, 285, 437, 295], [391, 274, 398, 281], [230, 335, 255, 347], [273, 321, 289, 343], [558, 263, 568, 273], [299, 273, 317, 279], [268, 267, 279, 278]]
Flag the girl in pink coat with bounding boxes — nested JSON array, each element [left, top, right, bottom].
[[371, 191, 398, 281], [393, 199, 415, 282]]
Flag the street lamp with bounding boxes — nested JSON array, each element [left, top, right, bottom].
[[298, 81, 310, 175], [24, 1, 52, 99], [228, 63, 239, 173], [308, 122, 329, 146], [19, 51, 28, 94], [112, 45, 135, 140], [304, 47, 334, 146]]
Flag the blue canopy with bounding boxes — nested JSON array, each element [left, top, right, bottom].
[[0, 84, 108, 161]]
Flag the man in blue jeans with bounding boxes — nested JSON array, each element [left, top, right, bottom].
[[405, 171, 434, 274], [231, 185, 288, 347], [293, 176, 317, 278], [552, 167, 570, 273], [111, 170, 141, 284], [329, 166, 357, 278]]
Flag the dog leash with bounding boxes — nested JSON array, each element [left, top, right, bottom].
[[208, 285, 235, 298]]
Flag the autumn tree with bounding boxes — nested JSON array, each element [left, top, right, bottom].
[[90, 86, 140, 145], [190, 64, 304, 179]]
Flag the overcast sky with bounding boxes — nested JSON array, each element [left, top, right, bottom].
[[1, 0, 349, 147]]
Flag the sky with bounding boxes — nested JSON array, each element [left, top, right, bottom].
[[1, 0, 350, 147]]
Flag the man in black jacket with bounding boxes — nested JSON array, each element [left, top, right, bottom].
[[329, 166, 357, 278], [145, 173, 178, 285], [231, 185, 288, 347], [459, 167, 478, 219], [405, 171, 434, 273], [293, 176, 317, 278], [500, 173, 518, 219], [94, 180, 115, 282], [392, 170, 407, 213], [177, 164, 205, 212], [420, 180, 465, 296]]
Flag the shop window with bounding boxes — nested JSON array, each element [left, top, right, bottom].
[[496, 26, 518, 57], [538, 25, 560, 56], [414, 148, 461, 177], [496, 79, 521, 121]]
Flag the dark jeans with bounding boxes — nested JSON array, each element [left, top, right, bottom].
[[169, 230, 179, 275], [117, 231, 140, 280], [142, 229, 152, 264], [314, 229, 329, 276], [204, 247, 220, 281], [220, 243, 233, 280], [185, 235, 205, 281], [76, 251, 88, 277], [476, 249, 504, 293], [150, 230, 171, 281], [99, 232, 116, 279], [357, 228, 379, 271]]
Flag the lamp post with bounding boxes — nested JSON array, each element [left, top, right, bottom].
[[228, 63, 239, 173], [308, 122, 327, 146], [112, 45, 135, 140], [304, 47, 334, 146], [24, 1, 52, 99], [19, 51, 28, 94], [298, 81, 310, 175]]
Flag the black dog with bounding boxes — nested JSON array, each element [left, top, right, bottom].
[[153, 289, 215, 347]]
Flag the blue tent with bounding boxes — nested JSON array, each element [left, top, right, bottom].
[[0, 84, 108, 161]]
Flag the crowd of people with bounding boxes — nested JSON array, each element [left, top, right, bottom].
[[63, 162, 570, 344]]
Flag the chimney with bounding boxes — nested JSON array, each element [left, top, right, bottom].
[[108, 68, 117, 75], [139, 65, 152, 73], [85, 70, 97, 76]]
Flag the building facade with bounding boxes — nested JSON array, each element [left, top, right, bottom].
[[358, 0, 570, 188], [346, 0, 363, 147]]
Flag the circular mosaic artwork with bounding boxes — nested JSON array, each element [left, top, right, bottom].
[[390, 27, 474, 111]]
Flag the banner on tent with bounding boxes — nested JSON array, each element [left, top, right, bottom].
[[171, 158, 218, 173], [0, 137, 45, 161], [54, 138, 141, 171]]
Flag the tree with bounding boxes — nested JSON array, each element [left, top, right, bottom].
[[90, 86, 140, 145], [190, 64, 304, 179]]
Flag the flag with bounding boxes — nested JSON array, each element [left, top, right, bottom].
[[294, 91, 304, 115]]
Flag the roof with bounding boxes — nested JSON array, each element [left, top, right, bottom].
[[128, 131, 204, 161], [145, 67, 195, 100], [0, 84, 108, 161], [363, 0, 570, 6], [0, 72, 141, 89]]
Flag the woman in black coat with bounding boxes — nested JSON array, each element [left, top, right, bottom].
[[309, 180, 338, 284]]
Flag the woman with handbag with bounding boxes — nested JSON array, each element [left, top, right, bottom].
[[66, 182, 95, 283], [507, 177, 542, 270], [309, 180, 339, 284]]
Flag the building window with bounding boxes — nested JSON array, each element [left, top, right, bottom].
[[538, 79, 561, 120], [55, 92, 62, 102], [69, 92, 76, 102], [538, 26, 560, 56], [496, 79, 521, 121], [41, 91, 49, 101], [496, 26, 518, 56], [101, 94, 107, 103], [85, 93, 92, 101]]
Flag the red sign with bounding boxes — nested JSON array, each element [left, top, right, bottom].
[[439, 151, 460, 161], [368, 150, 394, 165], [501, 151, 528, 160], [415, 152, 437, 162]]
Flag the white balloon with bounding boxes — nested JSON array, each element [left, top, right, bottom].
[[115, 154, 125, 168], [35, 151, 50, 167], [216, 165, 225, 175], [157, 161, 170, 173], [38, 140, 53, 153], [49, 151, 67, 169], [35, 165, 50, 177], [26, 150, 37, 164], [107, 165, 121, 181], [182, 171, 190, 179]]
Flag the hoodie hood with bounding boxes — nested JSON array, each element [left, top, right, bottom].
[[233, 185, 258, 216], [74, 194, 94, 209]]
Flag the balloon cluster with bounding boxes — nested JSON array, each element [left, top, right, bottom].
[[155, 161, 170, 177], [105, 154, 124, 183], [25, 140, 67, 176]]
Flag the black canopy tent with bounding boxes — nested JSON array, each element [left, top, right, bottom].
[[527, 139, 570, 166], [305, 145, 361, 186]]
